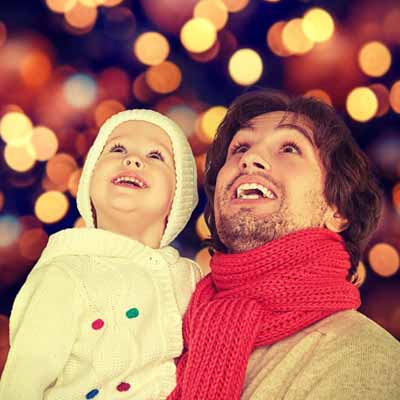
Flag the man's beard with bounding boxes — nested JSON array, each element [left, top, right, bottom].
[[215, 189, 328, 253]]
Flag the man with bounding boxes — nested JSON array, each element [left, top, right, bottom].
[[168, 90, 400, 400]]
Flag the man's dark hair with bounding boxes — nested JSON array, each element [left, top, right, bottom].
[[204, 89, 382, 277]]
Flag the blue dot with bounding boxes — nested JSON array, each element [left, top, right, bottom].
[[86, 388, 99, 399], [126, 308, 139, 319]]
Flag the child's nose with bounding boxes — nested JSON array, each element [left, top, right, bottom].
[[123, 156, 143, 169]]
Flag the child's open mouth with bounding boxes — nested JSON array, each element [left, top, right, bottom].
[[111, 175, 148, 189]]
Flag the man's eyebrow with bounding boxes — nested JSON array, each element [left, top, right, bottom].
[[275, 123, 315, 147]]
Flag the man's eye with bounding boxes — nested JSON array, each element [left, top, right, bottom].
[[231, 143, 249, 154], [281, 142, 302, 155], [110, 143, 126, 153], [148, 150, 164, 161]]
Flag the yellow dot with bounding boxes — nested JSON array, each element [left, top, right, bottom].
[[195, 213, 211, 240], [4, 144, 36, 172], [194, 0, 228, 31], [34, 191, 69, 224], [134, 32, 170, 66], [282, 18, 314, 54], [198, 106, 227, 144], [0, 112, 33, 147], [369, 243, 399, 277], [221, 0, 249, 12], [46, 0, 77, 13], [302, 8, 335, 43], [195, 247, 212, 276], [28, 126, 59, 161], [389, 80, 400, 114], [358, 41, 391, 77], [180, 18, 217, 53], [266, 21, 292, 57], [145, 61, 182, 94], [228, 48, 263, 86], [346, 87, 378, 122]]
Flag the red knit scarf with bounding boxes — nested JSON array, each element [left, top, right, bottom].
[[168, 228, 360, 400]]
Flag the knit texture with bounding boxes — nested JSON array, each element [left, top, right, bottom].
[[168, 228, 361, 400], [76, 109, 198, 247]]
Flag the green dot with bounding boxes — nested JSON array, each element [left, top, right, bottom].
[[126, 308, 139, 319]]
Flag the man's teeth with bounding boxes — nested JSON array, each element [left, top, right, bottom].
[[236, 183, 276, 200], [114, 176, 145, 187]]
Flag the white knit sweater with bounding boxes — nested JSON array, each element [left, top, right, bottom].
[[0, 228, 202, 400]]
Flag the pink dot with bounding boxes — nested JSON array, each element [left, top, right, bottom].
[[91, 319, 104, 330], [116, 382, 131, 392]]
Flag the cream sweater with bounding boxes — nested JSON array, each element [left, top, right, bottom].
[[0, 228, 202, 400], [242, 310, 400, 399]]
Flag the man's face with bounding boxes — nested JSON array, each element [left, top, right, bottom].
[[214, 111, 335, 253]]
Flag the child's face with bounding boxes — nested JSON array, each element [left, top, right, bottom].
[[90, 120, 176, 237]]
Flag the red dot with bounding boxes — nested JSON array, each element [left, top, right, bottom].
[[91, 319, 104, 330], [116, 382, 131, 392]]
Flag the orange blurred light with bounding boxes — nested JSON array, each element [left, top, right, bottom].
[[102, 0, 123, 6], [369, 243, 400, 277], [198, 106, 227, 144], [0, 112, 33, 147], [228, 48, 263, 86], [358, 41, 392, 78], [194, 0, 228, 31], [195, 152, 207, 186], [196, 213, 211, 240], [393, 182, 400, 213], [18, 228, 48, 261], [94, 99, 125, 127], [132, 73, 156, 103], [180, 18, 217, 53], [189, 40, 221, 63], [145, 61, 182, 94], [369, 84, 390, 117], [67, 168, 82, 197], [354, 261, 367, 288], [222, 0, 249, 13], [35, 191, 69, 224], [134, 32, 170, 66], [282, 18, 314, 55], [28, 126, 59, 161], [346, 87, 378, 122], [46, 0, 77, 13], [46, 153, 78, 187], [0, 192, 4, 212], [304, 89, 332, 105], [64, 2, 98, 29], [267, 21, 292, 57], [20, 50, 52, 88], [74, 217, 86, 228], [195, 247, 211, 276], [4, 144, 36, 172], [302, 8, 335, 43], [389, 80, 400, 113], [98, 67, 131, 103]]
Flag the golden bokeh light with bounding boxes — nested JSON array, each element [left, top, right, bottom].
[[195, 213, 211, 240], [304, 89, 332, 105], [18, 228, 48, 261], [198, 106, 227, 144], [102, 0, 123, 6], [393, 182, 400, 213], [4, 144, 36, 172], [194, 0, 228, 31], [195, 153, 207, 186], [389, 80, 400, 113], [189, 40, 221, 63], [145, 61, 182, 94], [0, 112, 33, 147], [0, 192, 4, 212], [228, 48, 263, 86], [267, 21, 292, 57], [358, 41, 392, 78], [222, 0, 249, 12], [46, 0, 77, 13], [94, 99, 125, 127], [302, 8, 335, 43], [195, 247, 211, 276], [369, 83, 390, 117], [369, 243, 400, 277], [282, 18, 314, 54], [34, 191, 69, 224], [67, 168, 82, 197], [74, 217, 86, 228], [180, 18, 217, 53], [46, 153, 78, 187], [346, 87, 378, 122], [64, 2, 98, 29], [79, 0, 102, 6], [28, 126, 59, 161], [20, 50, 52, 88], [132, 73, 156, 103], [134, 32, 170, 66]]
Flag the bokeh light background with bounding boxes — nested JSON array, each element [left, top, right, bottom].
[[0, 0, 400, 352]]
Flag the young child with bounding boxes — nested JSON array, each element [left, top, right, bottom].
[[0, 110, 202, 400]]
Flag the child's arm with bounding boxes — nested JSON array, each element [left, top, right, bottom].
[[0, 264, 81, 400]]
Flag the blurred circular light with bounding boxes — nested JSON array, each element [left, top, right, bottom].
[[222, 0, 249, 12], [369, 243, 400, 277], [195, 213, 211, 240], [0, 191, 4, 211], [64, 73, 97, 109], [267, 21, 292, 57], [383, 9, 400, 44], [102, 7, 136, 40], [195, 153, 207, 186], [346, 87, 378, 122], [282, 18, 314, 54], [95, 99, 125, 127], [0, 215, 21, 248], [302, 8, 335, 43], [145, 61, 182, 94], [199, 106, 227, 144], [304, 89, 332, 105], [74, 217, 86, 228], [0, 112, 33, 147], [354, 261, 367, 287], [194, 0, 228, 31], [389, 80, 400, 113], [20, 50, 52, 88], [28, 126, 59, 161], [46, 153, 78, 187], [358, 41, 391, 77], [4, 144, 36, 172], [369, 83, 390, 117], [46, 0, 77, 13], [102, 0, 123, 6], [228, 48, 263, 86], [393, 182, 400, 213], [132, 73, 156, 103], [67, 168, 82, 197], [18, 228, 48, 261], [134, 32, 170, 66], [34, 191, 69, 224], [180, 18, 217, 53], [166, 105, 197, 138], [195, 247, 211, 276], [64, 2, 98, 29], [98, 68, 130, 103], [189, 39, 221, 63]]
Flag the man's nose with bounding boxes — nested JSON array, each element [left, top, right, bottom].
[[123, 155, 144, 169], [239, 151, 271, 172]]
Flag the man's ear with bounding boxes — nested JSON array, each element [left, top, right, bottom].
[[324, 206, 348, 233]]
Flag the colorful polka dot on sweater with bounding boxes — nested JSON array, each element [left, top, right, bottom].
[[91, 319, 104, 330], [126, 308, 139, 318], [116, 382, 131, 391], [85, 388, 99, 399]]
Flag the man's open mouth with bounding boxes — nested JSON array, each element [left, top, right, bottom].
[[234, 182, 277, 200]]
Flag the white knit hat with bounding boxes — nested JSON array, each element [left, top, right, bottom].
[[76, 109, 198, 248]]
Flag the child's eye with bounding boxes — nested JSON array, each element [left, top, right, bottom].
[[281, 142, 302, 155], [230, 142, 249, 155], [148, 150, 164, 161], [110, 143, 126, 153]]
